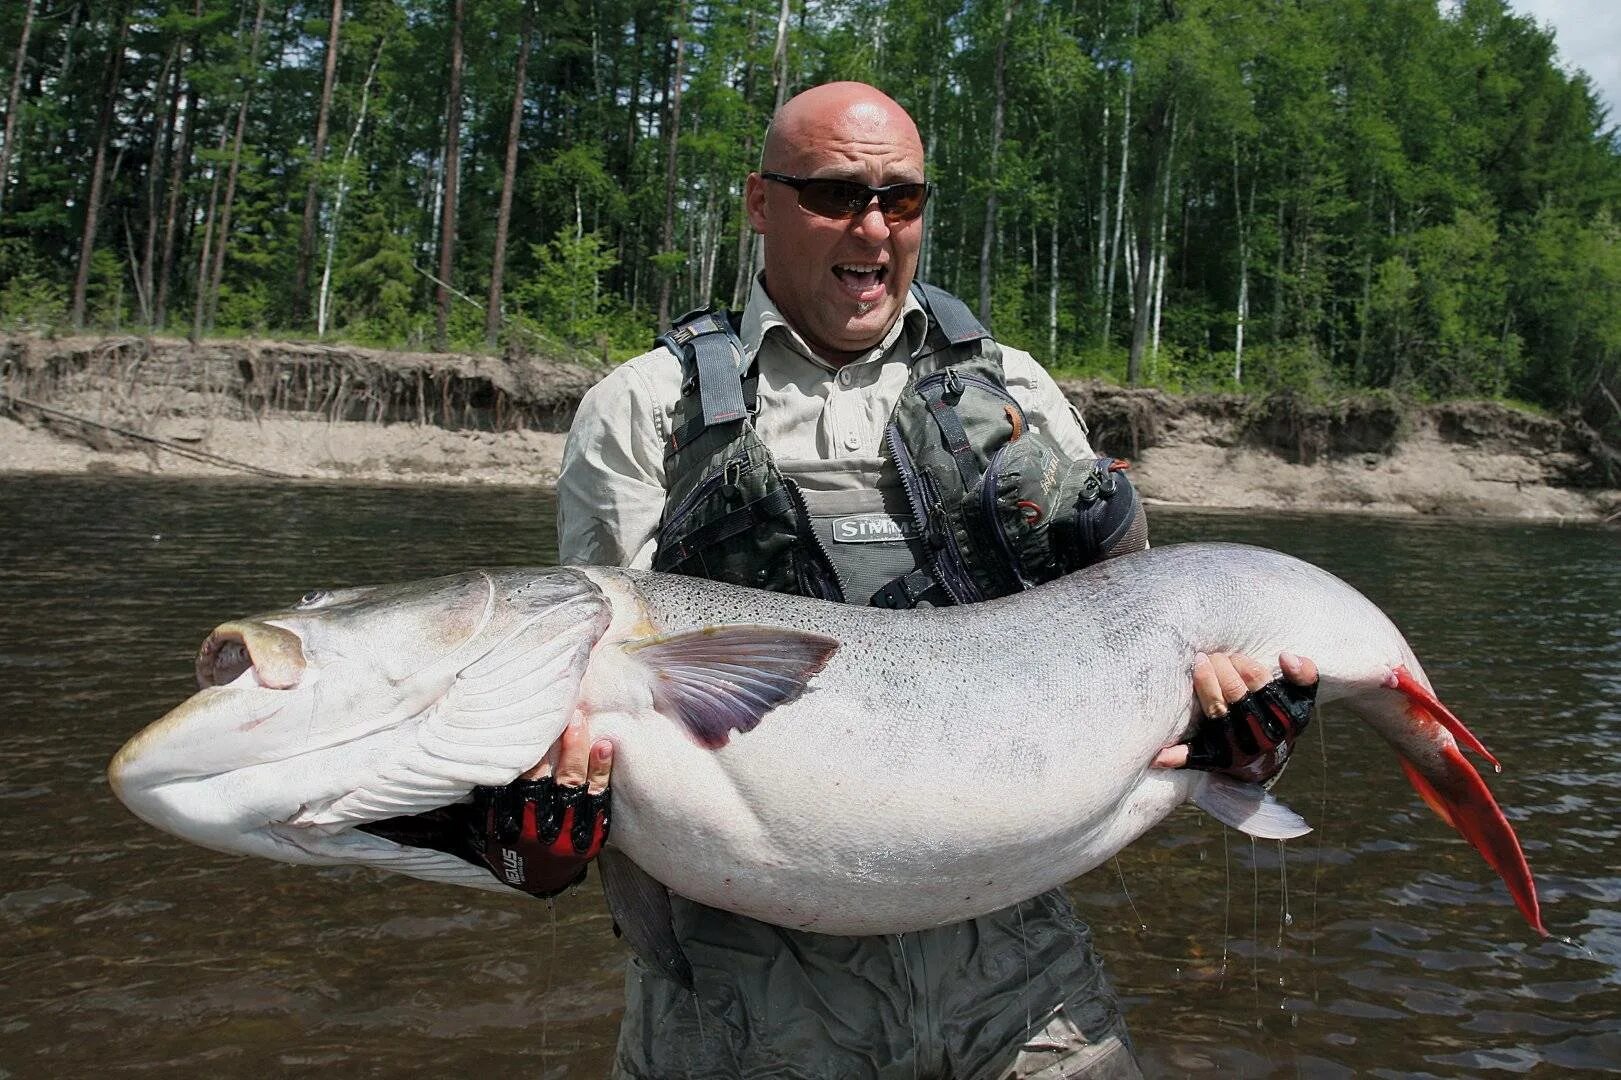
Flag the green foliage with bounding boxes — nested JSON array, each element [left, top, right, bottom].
[[514, 227, 623, 348], [0, 273, 67, 332], [0, 0, 1613, 417]]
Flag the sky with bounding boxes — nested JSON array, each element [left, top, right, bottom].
[[1509, 0, 1621, 124]]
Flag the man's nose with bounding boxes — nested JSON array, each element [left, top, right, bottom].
[[850, 198, 892, 243]]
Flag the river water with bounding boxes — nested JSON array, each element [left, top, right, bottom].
[[1, 476, 1616, 1078]]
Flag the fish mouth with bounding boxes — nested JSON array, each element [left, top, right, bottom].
[[196, 621, 307, 689]]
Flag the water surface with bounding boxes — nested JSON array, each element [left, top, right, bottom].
[[1, 477, 1616, 1076]]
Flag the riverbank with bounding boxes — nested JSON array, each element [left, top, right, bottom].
[[3, 333, 1617, 522]]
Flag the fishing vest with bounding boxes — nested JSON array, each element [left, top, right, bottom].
[[649, 282, 1144, 607]]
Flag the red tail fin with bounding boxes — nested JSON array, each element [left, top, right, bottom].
[[1390, 670, 1545, 936]]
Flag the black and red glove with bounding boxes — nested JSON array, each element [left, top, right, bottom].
[[1182, 676, 1317, 785], [471, 776, 610, 898]]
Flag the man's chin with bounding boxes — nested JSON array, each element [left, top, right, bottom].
[[828, 297, 901, 349]]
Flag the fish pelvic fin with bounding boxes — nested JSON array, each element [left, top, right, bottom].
[[623, 624, 840, 749], [1381, 670, 1545, 936], [599, 849, 693, 990], [1191, 774, 1312, 840]]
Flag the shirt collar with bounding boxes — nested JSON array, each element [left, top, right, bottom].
[[739, 273, 928, 372]]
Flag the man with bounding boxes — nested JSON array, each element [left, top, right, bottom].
[[486, 82, 1317, 1078]]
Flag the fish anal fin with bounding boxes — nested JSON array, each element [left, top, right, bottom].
[[598, 849, 693, 990], [623, 624, 840, 749], [1191, 774, 1312, 840], [1389, 665, 1500, 771]]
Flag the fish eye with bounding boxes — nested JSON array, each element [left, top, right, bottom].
[[297, 589, 332, 609]]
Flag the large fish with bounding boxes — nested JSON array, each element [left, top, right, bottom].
[[109, 543, 1545, 984]]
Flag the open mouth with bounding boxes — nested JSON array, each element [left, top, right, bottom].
[[195, 622, 307, 690], [833, 262, 888, 302]]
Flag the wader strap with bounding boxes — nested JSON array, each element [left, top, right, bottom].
[[871, 568, 947, 609], [921, 381, 982, 489], [659, 312, 747, 428], [909, 281, 990, 345], [659, 486, 797, 566], [666, 373, 760, 456]]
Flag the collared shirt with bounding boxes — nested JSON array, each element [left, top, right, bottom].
[[557, 276, 1095, 567]]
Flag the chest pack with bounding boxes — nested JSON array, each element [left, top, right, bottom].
[[649, 282, 1144, 606]]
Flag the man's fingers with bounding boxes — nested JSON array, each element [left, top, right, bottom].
[[1280, 650, 1319, 686], [1204, 652, 1251, 712], [1152, 744, 1189, 769], [519, 750, 555, 782], [1231, 652, 1270, 692], [553, 719, 592, 787], [586, 738, 614, 794], [1192, 652, 1227, 718]]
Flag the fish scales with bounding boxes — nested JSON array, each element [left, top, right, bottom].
[[108, 542, 1543, 942]]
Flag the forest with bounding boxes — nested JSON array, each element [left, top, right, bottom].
[[1, 0, 1618, 430]]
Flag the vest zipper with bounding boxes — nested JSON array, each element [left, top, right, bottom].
[[782, 475, 846, 602], [914, 369, 1020, 409], [885, 421, 981, 604], [655, 459, 735, 552], [978, 442, 1029, 589]]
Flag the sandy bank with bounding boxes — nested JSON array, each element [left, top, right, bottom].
[[3, 334, 1617, 523]]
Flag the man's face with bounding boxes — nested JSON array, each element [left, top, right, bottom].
[[745, 103, 925, 365]]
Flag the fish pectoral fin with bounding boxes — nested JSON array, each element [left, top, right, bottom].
[[622, 624, 840, 749], [598, 849, 694, 991], [1192, 774, 1312, 840]]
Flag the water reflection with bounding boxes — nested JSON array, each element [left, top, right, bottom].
[[1, 480, 1616, 1076]]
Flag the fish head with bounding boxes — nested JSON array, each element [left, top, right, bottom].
[[109, 568, 612, 887]]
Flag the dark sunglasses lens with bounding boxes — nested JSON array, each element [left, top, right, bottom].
[[797, 179, 873, 218], [880, 184, 928, 221], [792, 178, 930, 221]]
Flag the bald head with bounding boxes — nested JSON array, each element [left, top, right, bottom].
[[762, 82, 924, 175], [745, 81, 926, 365]]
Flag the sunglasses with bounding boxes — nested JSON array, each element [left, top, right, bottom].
[[761, 172, 932, 222]]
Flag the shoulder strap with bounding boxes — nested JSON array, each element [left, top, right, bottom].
[[657, 308, 747, 429], [909, 281, 991, 346]]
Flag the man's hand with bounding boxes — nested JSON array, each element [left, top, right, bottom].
[[1152, 651, 1319, 785], [474, 719, 615, 897]]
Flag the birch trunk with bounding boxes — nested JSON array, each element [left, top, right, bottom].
[[138, 41, 181, 326], [978, 0, 1018, 326], [0, 0, 36, 215], [294, 0, 342, 326], [190, 126, 228, 341], [317, 33, 383, 338], [434, 0, 465, 348], [1149, 106, 1177, 361], [485, 1, 533, 345], [70, 6, 131, 331], [1094, 99, 1109, 298], [1232, 139, 1250, 385], [728, 5, 761, 310], [655, 3, 687, 331], [202, 0, 267, 333], [1102, 0, 1137, 347]]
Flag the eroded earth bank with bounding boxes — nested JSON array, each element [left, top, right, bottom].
[[3, 334, 1617, 523]]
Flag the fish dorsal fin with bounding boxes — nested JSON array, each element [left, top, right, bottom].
[[1191, 774, 1313, 840], [598, 849, 694, 990], [622, 624, 840, 749]]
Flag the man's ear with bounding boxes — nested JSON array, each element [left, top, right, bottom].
[[744, 172, 769, 235]]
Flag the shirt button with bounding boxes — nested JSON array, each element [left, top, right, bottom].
[[838, 367, 854, 387], [844, 432, 861, 451]]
